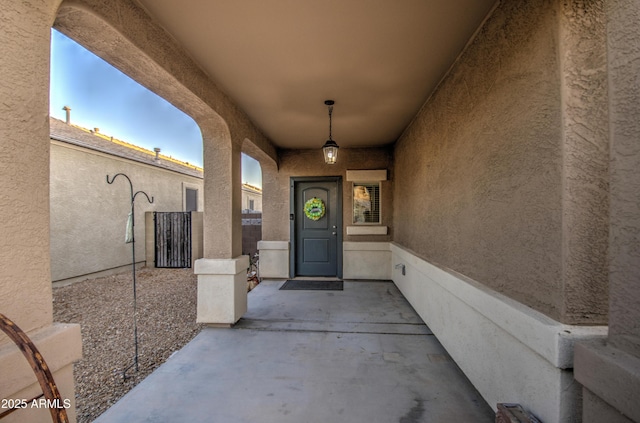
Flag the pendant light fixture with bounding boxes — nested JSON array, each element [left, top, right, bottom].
[[322, 100, 339, 164]]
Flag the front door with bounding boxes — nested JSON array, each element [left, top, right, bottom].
[[292, 177, 342, 277]]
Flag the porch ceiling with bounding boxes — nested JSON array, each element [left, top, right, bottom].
[[135, 0, 496, 149]]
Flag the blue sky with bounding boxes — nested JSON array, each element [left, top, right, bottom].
[[50, 29, 262, 187]]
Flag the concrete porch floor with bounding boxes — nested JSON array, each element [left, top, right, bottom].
[[95, 280, 494, 422]]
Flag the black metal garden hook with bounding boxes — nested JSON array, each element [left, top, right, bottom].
[[106, 173, 154, 209], [106, 173, 154, 380]]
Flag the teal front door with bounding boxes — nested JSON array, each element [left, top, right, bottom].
[[292, 177, 342, 277]]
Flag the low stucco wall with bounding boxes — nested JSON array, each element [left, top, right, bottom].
[[50, 141, 204, 282], [392, 0, 608, 325], [389, 242, 607, 423], [343, 242, 391, 280]]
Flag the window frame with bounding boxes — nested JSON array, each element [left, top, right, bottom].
[[182, 182, 200, 212], [352, 181, 381, 225]]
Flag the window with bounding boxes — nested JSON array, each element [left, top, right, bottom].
[[186, 188, 198, 212], [249, 199, 255, 211], [353, 183, 380, 224]]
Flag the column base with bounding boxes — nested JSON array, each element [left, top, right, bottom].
[[194, 256, 249, 325], [0, 323, 82, 423], [257, 241, 289, 279]]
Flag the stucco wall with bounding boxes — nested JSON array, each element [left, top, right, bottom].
[[0, 3, 84, 422], [0, 0, 59, 342], [605, 0, 640, 357], [273, 147, 394, 243], [558, 0, 609, 326], [50, 141, 203, 282], [393, 0, 608, 324], [575, 1, 640, 421]]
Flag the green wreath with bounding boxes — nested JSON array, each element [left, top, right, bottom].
[[304, 197, 326, 221]]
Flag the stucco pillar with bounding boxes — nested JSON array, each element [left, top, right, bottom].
[[559, 0, 610, 325], [575, 0, 640, 421], [257, 158, 290, 278], [195, 120, 248, 325], [0, 1, 82, 422]]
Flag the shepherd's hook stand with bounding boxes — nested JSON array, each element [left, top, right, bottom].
[[107, 173, 154, 381]]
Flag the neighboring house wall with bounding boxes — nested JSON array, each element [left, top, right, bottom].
[[49, 120, 204, 283], [242, 212, 262, 257], [241, 184, 262, 212]]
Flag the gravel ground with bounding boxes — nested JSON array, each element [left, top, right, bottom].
[[53, 267, 203, 423]]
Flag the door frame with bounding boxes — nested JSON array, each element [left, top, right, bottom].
[[290, 176, 343, 278]]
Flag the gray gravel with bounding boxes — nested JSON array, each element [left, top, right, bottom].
[[53, 267, 203, 423]]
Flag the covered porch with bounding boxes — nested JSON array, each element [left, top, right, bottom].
[[95, 280, 494, 422], [1, 1, 640, 422]]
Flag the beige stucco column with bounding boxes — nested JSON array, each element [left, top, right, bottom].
[[257, 158, 291, 279], [574, 0, 640, 421], [194, 120, 248, 325], [0, 1, 82, 422]]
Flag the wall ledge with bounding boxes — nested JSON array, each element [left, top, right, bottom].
[[343, 241, 391, 251], [575, 340, 640, 422], [194, 256, 249, 275], [346, 226, 388, 235], [0, 323, 82, 399], [390, 242, 607, 369], [257, 240, 289, 250]]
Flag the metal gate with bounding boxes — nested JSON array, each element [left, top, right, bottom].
[[154, 212, 192, 268]]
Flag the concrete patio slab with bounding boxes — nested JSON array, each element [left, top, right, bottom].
[[95, 280, 494, 422]]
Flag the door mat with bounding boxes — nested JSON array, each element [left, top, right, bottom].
[[279, 280, 344, 291]]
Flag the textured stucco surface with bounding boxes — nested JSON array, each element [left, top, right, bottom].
[[272, 148, 394, 244], [0, 3, 82, 421], [558, 0, 609, 325], [576, 0, 640, 418], [50, 140, 203, 281], [606, 0, 640, 357], [393, 0, 608, 324], [0, 0, 61, 342]]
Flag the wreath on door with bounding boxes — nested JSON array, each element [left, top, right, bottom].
[[304, 197, 326, 221]]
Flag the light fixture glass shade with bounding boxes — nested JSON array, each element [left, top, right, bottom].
[[322, 139, 339, 164]]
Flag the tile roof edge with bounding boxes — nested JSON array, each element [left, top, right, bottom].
[[50, 117, 203, 178], [50, 133, 203, 179]]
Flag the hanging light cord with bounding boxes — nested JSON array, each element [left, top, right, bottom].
[[328, 104, 334, 141]]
